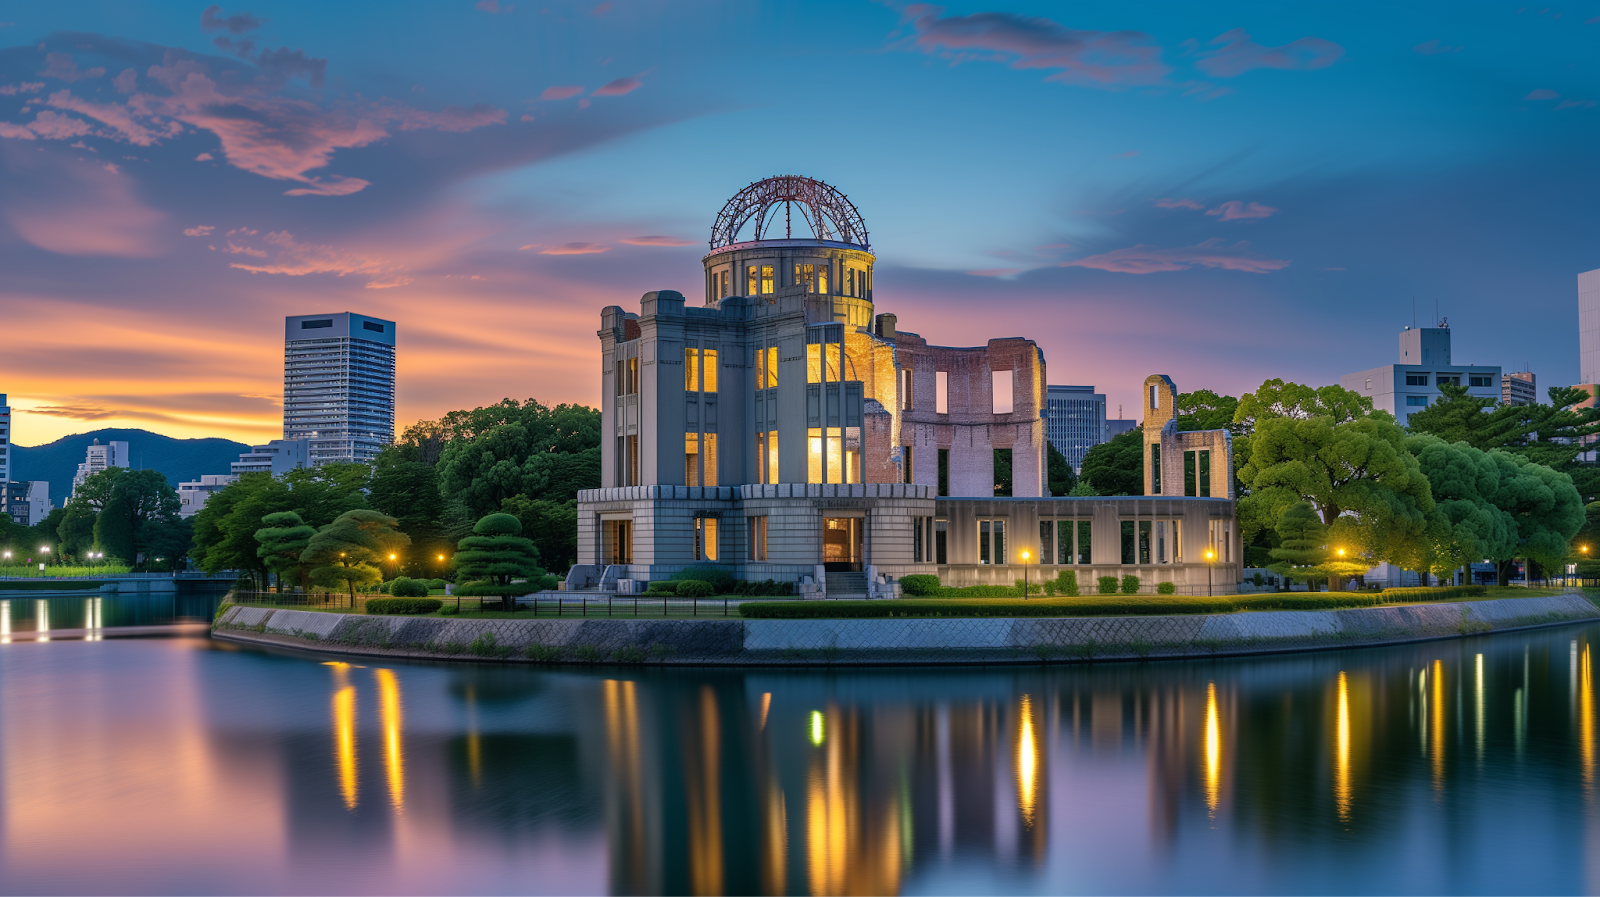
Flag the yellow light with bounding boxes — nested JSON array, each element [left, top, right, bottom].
[[376, 668, 405, 812], [437, 554, 444, 561], [388, 553, 396, 560], [1337, 548, 1346, 557], [1016, 694, 1039, 829], [1205, 549, 1214, 561], [810, 710, 825, 745], [1204, 681, 1221, 816], [1335, 671, 1351, 824]]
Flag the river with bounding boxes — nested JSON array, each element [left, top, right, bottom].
[[1, 595, 1597, 894]]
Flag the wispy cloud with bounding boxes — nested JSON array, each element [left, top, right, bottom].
[[1192, 29, 1343, 78], [37, 52, 105, 83], [183, 225, 215, 237], [1062, 238, 1289, 274], [1155, 197, 1204, 210], [1206, 200, 1278, 221], [541, 85, 585, 100], [619, 235, 693, 246], [223, 230, 407, 288], [593, 75, 644, 96], [898, 6, 1170, 88], [0, 82, 45, 96], [539, 242, 610, 255], [1525, 89, 1560, 100]]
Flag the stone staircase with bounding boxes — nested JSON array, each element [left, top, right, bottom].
[[826, 571, 869, 599]]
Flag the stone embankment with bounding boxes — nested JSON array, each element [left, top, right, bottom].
[[210, 593, 1600, 666]]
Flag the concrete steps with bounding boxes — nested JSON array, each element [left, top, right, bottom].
[[826, 572, 868, 598]]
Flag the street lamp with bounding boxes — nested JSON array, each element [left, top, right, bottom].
[[1020, 548, 1031, 600], [1204, 548, 1215, 597]]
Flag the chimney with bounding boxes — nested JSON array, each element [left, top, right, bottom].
[[875, 313, 897, 340]]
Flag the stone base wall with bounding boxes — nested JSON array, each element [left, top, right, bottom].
[[212, 593, 1599, 666]]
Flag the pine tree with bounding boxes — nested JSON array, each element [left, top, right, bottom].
[[255, 511, 317, 593], [455, 513, 545, 610], [1270, 501, 1327, 589]]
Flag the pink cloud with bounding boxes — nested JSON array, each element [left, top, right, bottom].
[[393, 103, 507, 132], [227, 230, 393, 279], [902, 7, 1170, 88], [221, 240, 266, 257], [46, 90, 166, 146], [183, 225, 215, 237], [195, 152, 213, 161], [539, 242, 609, 255], [966, 268, 1022, 277], [3, 151, 166, 257], [1061, 238, 1288, 274], [619, 235, 693, 246], [200, 4, 264, 34], [593, 75, 643, 96], [365, 274, 415, 289], [37, 53, 106, 83], [475, 0, 512, 12], [1557, 99, 1597, 109], [0, 110, 97, 141], [112, 68, 138, 93], [1193, 29, 1343, 78], [1155, 197, 1204, 210], [0, 82, 45, 96], [591, 2, 612, 15], [1206, 200, 1278, 221], [541, 85, 585, 100], [1525, 89, 1559, 100]]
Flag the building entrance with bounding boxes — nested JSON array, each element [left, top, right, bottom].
[[822, 517, 862, 572], [604, 519, 632, 566]]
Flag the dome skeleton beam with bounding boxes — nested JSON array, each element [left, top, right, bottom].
[[709, 175, 870, 250]]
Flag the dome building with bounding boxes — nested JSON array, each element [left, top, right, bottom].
[[575, 176, 1239, 597]]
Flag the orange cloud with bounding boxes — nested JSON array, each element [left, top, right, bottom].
[[539, 242, 609, 254]]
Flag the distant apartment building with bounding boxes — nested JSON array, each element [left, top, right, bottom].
[[4, 480, 51, 526], [0, 393, 10, 486], [1043, 385, 1107, 470], [1106, 418, 1138, 439], [230, 438, 311, 476], [283, 312, 396, 466], [71, 439, 130, 497], [1577, 268, 1600, 462], [177, 474, 238, 518], [1340, 323, 1501, 426], [1502, 370, 1537, 406]]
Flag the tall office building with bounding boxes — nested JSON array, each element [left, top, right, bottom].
[[71, 439, 130, 496], [1043, 385, 1107, 470], [283, 313, 396, 465], [1502, 370, 1537, 405], [1340, 322, 1501, 426], [1581, 268, 1600, 386], [0, 393, 10, 486]]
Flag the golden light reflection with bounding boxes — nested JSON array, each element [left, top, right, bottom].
[[35, 599, 49, 642], [687, 686, 723, 896], [806, 711, 849, 896], [1335, 671, 1351, 825], [1582, 644, 1595, 794], [329, 663, 358, 811], [803, 706, 901, 896], [465, 685, 481, 788], [1, 599, 10, 643], [1204, 681, 1221, 816], [602, 679, 650, 894], [760, 692, 772, 731], [811, 710, 825, 745], [1475, 653, 1485, 763], [375, 668, 405, 812], [764, 777, 788, 896], [1016, 694, 1039, 830], [84, 597, 102, 641], [1430, 659, 1445, 793]]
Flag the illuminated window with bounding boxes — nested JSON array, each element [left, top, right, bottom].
[[695, 516, 718, 561], [703, 432, 717, 487], [992, 369, 1014, 414], [817, 265, 828, 295], [936, 371, 948, 414], [702, 348, 718, 393], [758, 432, 779, 483], [685, 348, 699, 392], [719, 270, 729, 298], [627, 358, 638, 395], [747, 266, 758, 295], [748, 516, 767, 561], [627, 435, 638, 485], [761, 265, 774, 294], [764, 346, 778, 388], [794, 263, 814, 290], [686, 433, 700, 486]]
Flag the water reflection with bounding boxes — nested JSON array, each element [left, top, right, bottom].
[[1, 599, 9, 643], [9, 626, 1600, 893]]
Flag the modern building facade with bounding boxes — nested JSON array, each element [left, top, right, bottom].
[[177, 474, 238, 518], [573, 177, 1240, 596], [3, 480, 50, 526], [1043, 385, 1106, 470], [1581, 268, 1600, 386], [0, 394, 10, 487], [1340, 323, 1502, 426], [231, 438, 311, 476], [1502, 370, 1537, 406], [71, 439, 129, 497], [283, 313, 396, 466]]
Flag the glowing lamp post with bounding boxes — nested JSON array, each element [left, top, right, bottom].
[[1020, 549, 1031, 600], [1204, 548, 1215, 597], [39, 546, 49, 575]]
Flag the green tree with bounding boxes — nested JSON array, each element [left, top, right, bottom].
[[57, 504, 97, 559], [255, 511, 317, 592], [1176, 389, 1242, 433], [1482, 450, 1584, 583], [1235, 380, 1434, 569], [189, 464, 370, 581], [1079, 427, 1143, 496], [369, 457, 447, 576], [434, 399, 601, 517], [499, 496, 578, 574], [1269, 501, 1326, 588], [1406, 435, 1519, 581], [89, 469, 183, 567], [28, 508, 67, 557], [1409, 382, 1600, 503], [1045, 443, 1078, 496], [303, 510, 410, 603], [455, 512, 545, 610]]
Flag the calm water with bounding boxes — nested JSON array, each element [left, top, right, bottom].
[[3, 605, 1600, 895]]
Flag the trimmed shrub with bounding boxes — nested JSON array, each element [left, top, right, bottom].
[[734, 579, 793, 596], [1055, 570, 1080, 597], [900, 574, 941, 596], [646, 580, 677, 595], [672, 566, 735, 593], [1120, 575, 1140, 595], [739, 592, 1382, 619], [391, 577, 431, 598], [1381, 585, 1487, 603], [676, 579, 715, 598], [1098, 576, 1119, 595], [642, 588, 676, 597], [1157, 582, 1177, 595], [427, 579, 448, 590], [926, 584, 1022, 597], [366, 597, 443, 615], [378, 580, 393, 594]]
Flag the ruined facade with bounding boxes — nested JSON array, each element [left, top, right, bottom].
[[574, 177, 1239, 596]]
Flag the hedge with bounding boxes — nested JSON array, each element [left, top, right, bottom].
[[740, 593, 1386, 619], [365, 597, 443, 615], [676, 580, 715, 598], [1380, 585, 1486, 602], [900, 574, 941, 596]]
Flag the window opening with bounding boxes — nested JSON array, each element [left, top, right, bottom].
[[903, 444, 914, 484], [702, 348, 718, 393], [695, 517, 718, 561], [1138, 520, 1152, 565], [937, 448, 949, 496], [761, 265, 774, 294], [749, 516, 767, 561], [1150, 444, 1162, 494], [936, 371, 949, 414], [914, 518, 925, 563], [935, 518, 948, 564], [1120, 520, 1137, 565], [993, 448, 1012, 496], [1077, 520, 1093, 564], [1039, 520, 1054, 565], [992, 369, 1014, 414], [685, 348, 699, 392], [747, 266, 758, 296]]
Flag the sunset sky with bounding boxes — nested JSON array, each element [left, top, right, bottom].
[[1, 1, 1596, 447]]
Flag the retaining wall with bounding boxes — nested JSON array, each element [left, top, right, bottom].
[[210, 593, 1600, 665]]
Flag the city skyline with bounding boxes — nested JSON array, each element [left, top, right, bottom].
[[1, 1, 1596, 446]]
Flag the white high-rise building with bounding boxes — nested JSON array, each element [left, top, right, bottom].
[[1341, 322, 1502, 426], [1580, 268, 1600, 386], [283, 313, 396, 465], [71, 439, 129, 496], [0, 393, 10, 486]]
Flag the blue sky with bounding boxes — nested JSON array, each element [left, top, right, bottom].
[[0, 1, 1595, 443]]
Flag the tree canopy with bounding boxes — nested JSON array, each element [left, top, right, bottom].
[[1407, 382, 1600, 503], [454, 512, 546, 608], [406, 399, 601, 519], [255, 511, 317, 592], [303, 509, 410, 601], [1046, 442, 1078, 496], [1079, 427, 1143, 496]]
